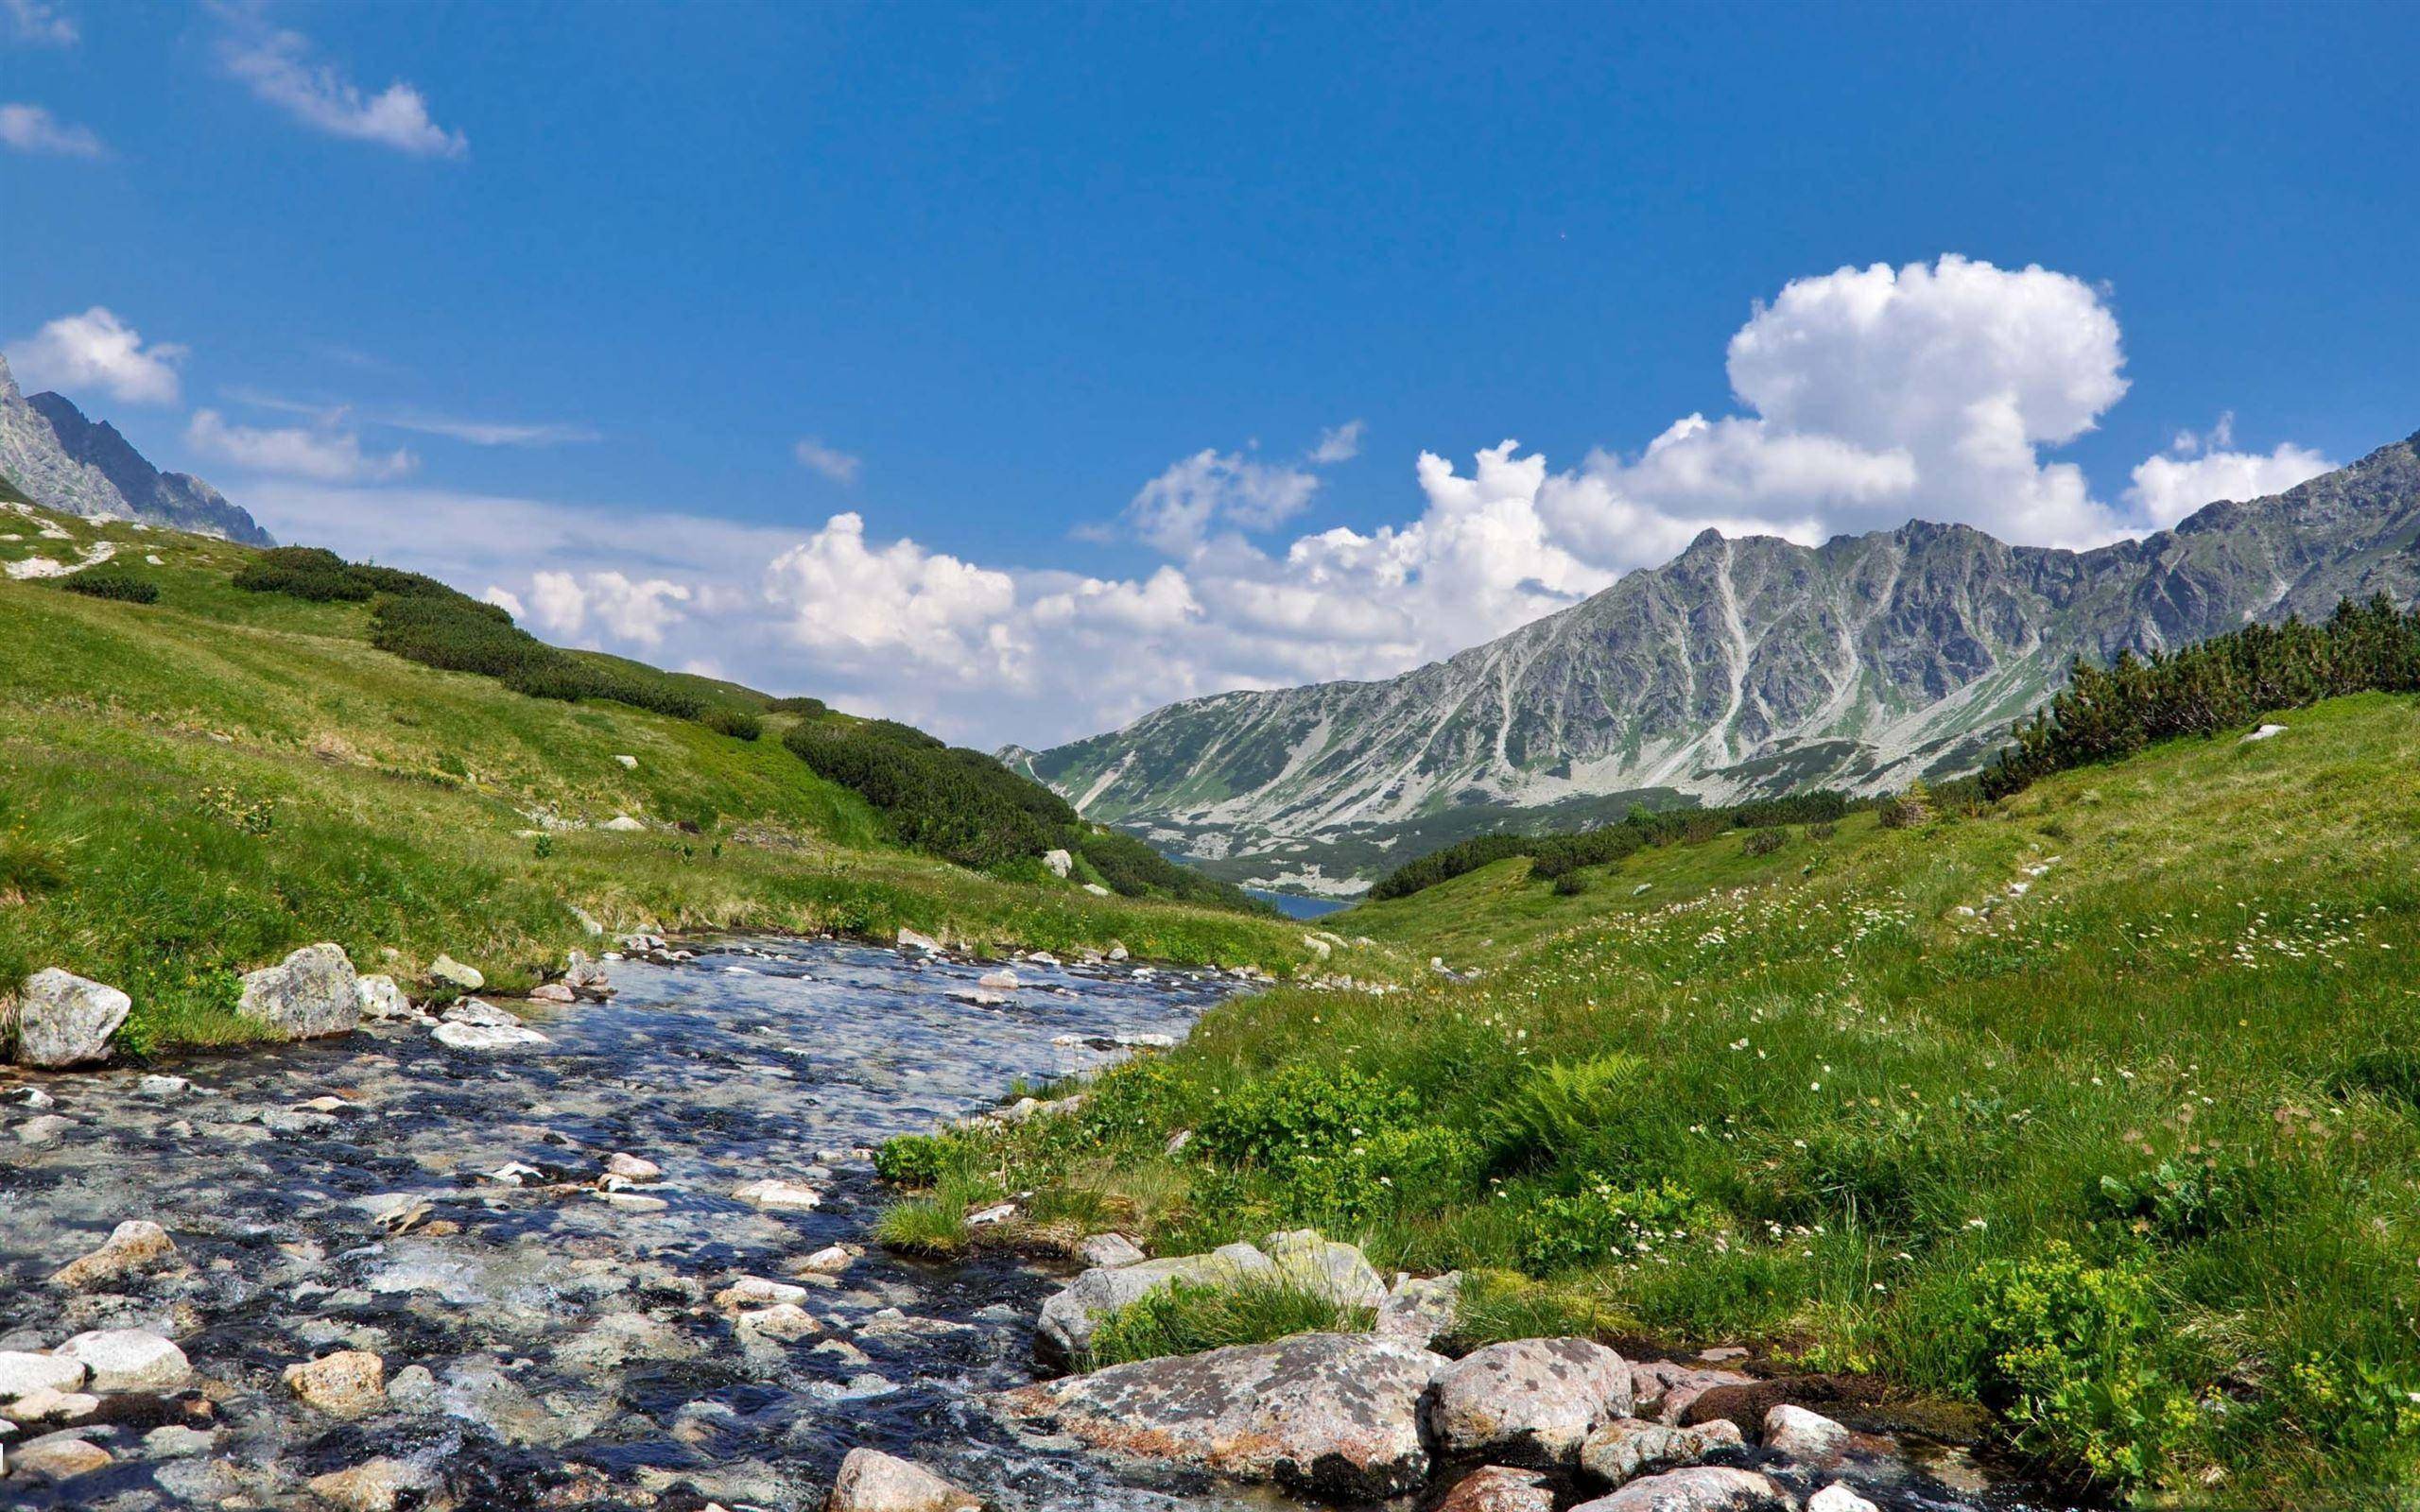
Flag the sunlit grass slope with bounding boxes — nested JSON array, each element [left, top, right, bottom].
[[908, 692, 2420, 1506], [0, 507, 1312, 1051]]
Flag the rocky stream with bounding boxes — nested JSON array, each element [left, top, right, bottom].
[[2, 936, 2057, 1512]]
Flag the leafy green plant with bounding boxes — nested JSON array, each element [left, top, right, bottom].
[[1086, 1276, 1374, 1367], [1513, 1176, 1721, 1274], [1491, 1052, 1643, 1170], [2092, 1153, 2279, 1244], [1956, 1244, 2195, 1497]]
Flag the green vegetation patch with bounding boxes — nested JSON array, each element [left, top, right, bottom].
[[1087, 1276, 1376, 1368]]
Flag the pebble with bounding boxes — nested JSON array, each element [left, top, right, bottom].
[[9, 1433, 112, 1480], [732, 1177, 822, 1211], [285, 1349, 387, 1417], [48, 1217, 179, 1291]]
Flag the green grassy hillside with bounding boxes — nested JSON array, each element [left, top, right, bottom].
[[899, 691, 2420, 1506], [0, 503, 1313, 1052]]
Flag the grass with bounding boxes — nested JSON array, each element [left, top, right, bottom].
[[1086, 1276, 1376, 1368], [885, 693, 2420, 1507], [0, 504, 1322, 1053]]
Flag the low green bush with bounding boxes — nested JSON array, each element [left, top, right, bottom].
[[1513, 1176, 1722, 1274], [700, 705, 763, 741], [1954, 1244, 2197, 1496], [58, 565, 159, 603]]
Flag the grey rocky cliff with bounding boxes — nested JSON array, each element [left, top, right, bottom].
[[1015, 431, 2420, 887], [0, 354, 269, 543]]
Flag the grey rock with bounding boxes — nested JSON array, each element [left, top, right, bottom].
[[55, 1329, 189, 1391], [1262, 1228, 1386, 1308], [1076, 1232, 1147, 1269], [1426, 1337, 1634, 1467], [1375, 1269, 1460, 1346], [354, 974, 412, 1021], [0, 1350, 87, 1398], [237, 942, 360, 1040], [1581, 1417, 1746, 1486], [993, 1332, 1446, 1500], [1808, 1485, 1881, 1512], [13, 968, 131, 1068], [50, 1219, 175, 1290], [1765, 1402, 1850, 1463], [1436, 1465, 1557, 1512], [432, 1020, 548, 1051], [9, 1432, 112, 1481], [825, 1447, 982, 1511], [426, 954, 484, 989], [1571, 1466, 1793, 1512]]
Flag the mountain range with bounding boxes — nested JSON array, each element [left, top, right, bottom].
[[1008, 429, 2420, 895], [0, 354, 269, 545]]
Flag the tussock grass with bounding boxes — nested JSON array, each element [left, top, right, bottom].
[[1085, 1276, 1375, 1368]]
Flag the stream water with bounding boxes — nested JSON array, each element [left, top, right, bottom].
[[2, 937, 2044, 1512]]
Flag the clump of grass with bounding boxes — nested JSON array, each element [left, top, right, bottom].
[[1085, 1276, 1374, 1368], [873, 1193, 976, 1258]]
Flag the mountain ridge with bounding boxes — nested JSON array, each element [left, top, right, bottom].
[[0, 353, 270, 544], [1011, 429, 2420, 892]]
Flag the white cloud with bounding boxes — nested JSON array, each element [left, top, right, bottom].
[[230, 255, 2334, 750], [523, 569, 692, 646], [1310, 419, 1365, 464], [216, 5, 466, 158], [7, 306, 185, 404], [2, 0, 77, 45], [481, 585, 527, 619], [1123, 448, 1322, 555], [186, 408, 416, 482], [378, 412, 598, 447], [2125, 438, 2335, 528], [0, 102, 103, 157], [762, 512, 1019, 678], [794, 438, 862, 485]]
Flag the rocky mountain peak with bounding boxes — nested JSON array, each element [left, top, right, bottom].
[[0, 369, 270, 544], [1015, 430, 2419, 893]]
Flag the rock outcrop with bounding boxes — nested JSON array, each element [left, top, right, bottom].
[[824, 1448, 982, 1511], [0, 355, 268, 541], [992, 1332, 1445, 1500]]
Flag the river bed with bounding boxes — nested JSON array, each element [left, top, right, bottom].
[[1, 936, 1282, 1511]]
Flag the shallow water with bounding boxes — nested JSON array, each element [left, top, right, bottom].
[[2, 937, 2049, 1512]]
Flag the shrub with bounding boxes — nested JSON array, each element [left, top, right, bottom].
[[1983, 594, 2420, 799], [1878, 780, 1934, 830], [874, 1131, 959, 1187], [1078, 828, 1266, 912], [1197, 1062, 1421, 1170], [233, 545, 458, 603], [783, 720, 1096, 873], [1741, 827, 1789, 857], [1550, 870, 1589, 896], [58, 564, 158, 603], [1954, 1244, 2195, 1496], [767, 696, 828, 715], [1514, 1176, 1721, 1274], [1086, 1277, 1375, 1368], [700, 705, 764, 741]]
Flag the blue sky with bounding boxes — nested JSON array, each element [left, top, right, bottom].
[[6, 0, 2417, 745]]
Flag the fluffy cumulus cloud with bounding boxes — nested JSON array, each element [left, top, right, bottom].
[[0, 102, 105, 157], [2124, 412, 2334, 528], [186, 408, 416, 483], [7, 307, 185, 404], [215, 3, 466, 158], [244, 256, 2334, 748]]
